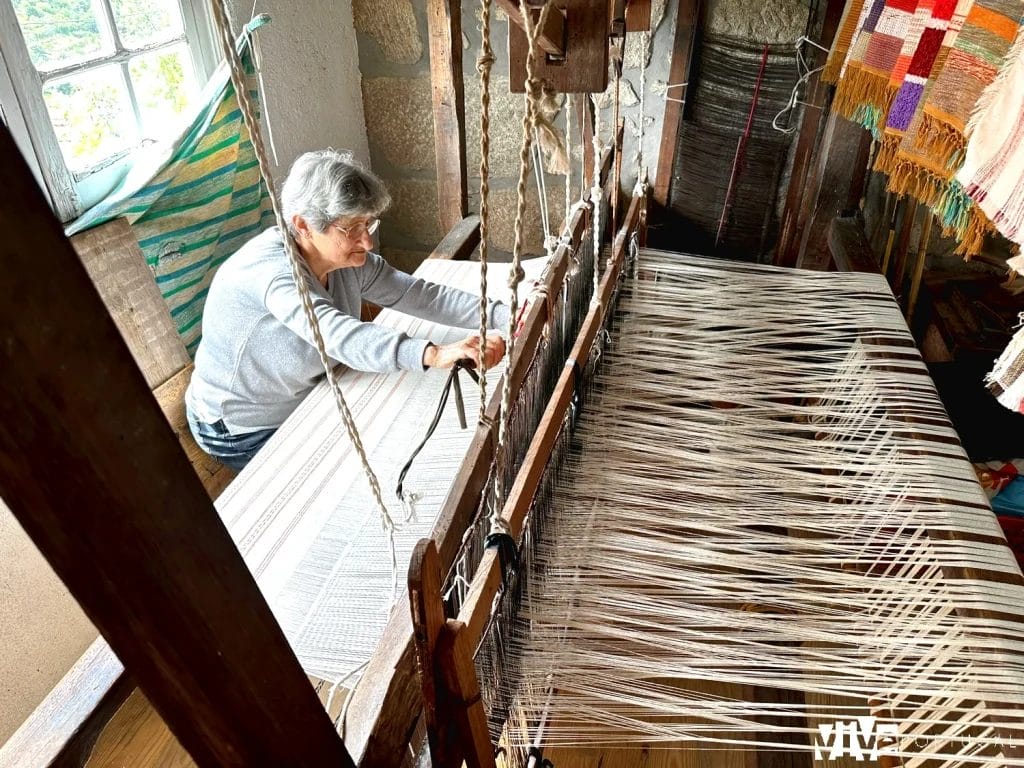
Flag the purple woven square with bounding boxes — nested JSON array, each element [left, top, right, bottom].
[[887, 81, 925, 130]]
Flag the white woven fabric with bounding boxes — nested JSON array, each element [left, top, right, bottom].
[[216, 256, 548, 683]]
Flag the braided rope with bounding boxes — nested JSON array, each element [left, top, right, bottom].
[[492, 0, 551, 524], [633, 30, 652, 194], [476, 0, 496, 423], [207, 1, 400, 591], [590, 93, 603, 301]]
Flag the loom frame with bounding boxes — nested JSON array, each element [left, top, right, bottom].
[[410, 191, 647, 768], [0, 138, 622, 768]]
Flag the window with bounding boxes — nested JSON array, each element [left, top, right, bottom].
[[0, 0, 219, 221]]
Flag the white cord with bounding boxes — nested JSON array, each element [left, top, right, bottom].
[[772, 35, 829, 134]]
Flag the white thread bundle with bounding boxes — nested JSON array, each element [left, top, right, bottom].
[[487, 251, 1024, 765]]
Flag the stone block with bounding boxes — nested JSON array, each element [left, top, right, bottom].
[[484, 184, 567, 256], [706, 0, 808, 44], [385, 178, 443, 246], [465, 76, 529, 178], [363, 77, 435, 172], [353, 0, 423, 64]]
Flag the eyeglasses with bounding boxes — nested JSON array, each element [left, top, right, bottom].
[[333, 218, 380, 239]]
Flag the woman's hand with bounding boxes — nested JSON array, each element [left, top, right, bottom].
[[423, 333, 507, 370]]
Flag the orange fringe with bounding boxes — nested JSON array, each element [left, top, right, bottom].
[[952, 207, 996, 261], [886, 157, 945, 208], [908, 112, 965, 176], [832, 66, 894, 127], [873, 134, 902, 176]]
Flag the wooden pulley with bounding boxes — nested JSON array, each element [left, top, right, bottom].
[[505, 0, 652, 94]]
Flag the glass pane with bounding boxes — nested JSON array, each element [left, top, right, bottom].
[[42, 65, 138, 175], [129, 44, 197, 143], [112, 0, 184, 48], [12, 0, 110, 71]]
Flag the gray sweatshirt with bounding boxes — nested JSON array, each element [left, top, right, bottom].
[[186, 227, 509, 432]]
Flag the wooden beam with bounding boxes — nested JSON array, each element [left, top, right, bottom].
[[653, 0, 701, 208], [496, 0, 565, 57], [775, 0, 847, 267], [429, 215, 481, 261], [793, 111, 872, 270], [508, 0, 607, 93], [427, 0, 468, 233], [0, 640, 130, 768], [0, 125, 354, 768]]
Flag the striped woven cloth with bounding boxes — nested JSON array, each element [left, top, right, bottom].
[[822, 0, 870, 83], [67, 19, 274, 356], [889, 1, 1018, 222], [957, 21, 1024, 247], [832, 0, 925, 132], [875, 0, 960, 169]]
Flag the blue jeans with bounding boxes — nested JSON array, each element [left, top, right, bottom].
[[187, 410, 276, 472]]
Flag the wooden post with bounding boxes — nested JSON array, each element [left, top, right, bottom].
[[653, 0, 701, 208], [793, 111, 872, 270], [891, 196, 919, 296], [775, 0, 848, 267], [410, 539, 457, 767], [427, 0, 468, 233], [906, 211, 933, 320], [0, 125, 355, 768]]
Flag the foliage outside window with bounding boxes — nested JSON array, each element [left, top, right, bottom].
[[1, 0, 216, 219]]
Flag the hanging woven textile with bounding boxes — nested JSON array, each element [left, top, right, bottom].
[[830, 0, 927, 132], [957, 20, 1024, 248], [886, 0, 1019, 252], [873, 0, 960, 169], [65, 17, 274, 356]]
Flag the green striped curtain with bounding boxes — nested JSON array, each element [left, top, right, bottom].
[[67, 17, 274, 356]]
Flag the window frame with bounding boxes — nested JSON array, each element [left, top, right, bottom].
[[0, 0, 220, 222]]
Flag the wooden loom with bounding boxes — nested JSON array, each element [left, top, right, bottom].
[[7, 0, 1014, 766], [0, 2, 646, 765]]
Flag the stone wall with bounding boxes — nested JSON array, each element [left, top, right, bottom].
[[353, 0, 677, 269], [353, 0, 812, 268]]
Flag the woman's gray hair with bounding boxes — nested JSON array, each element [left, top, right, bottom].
[[280, 149, 391, 237]]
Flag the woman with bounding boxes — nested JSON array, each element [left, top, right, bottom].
[[186, 149, 508, 470]]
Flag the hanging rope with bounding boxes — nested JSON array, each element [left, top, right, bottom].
[[590, 93, 603, 302], [633, 30, 652, 195], [476, 0, 496, 425], [206, 1, 401, 594], [492, 0, 552, 526]]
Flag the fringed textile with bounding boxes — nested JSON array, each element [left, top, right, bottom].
[[822, 0, 870, 83], [875, 0, 960, 172], [988, 318, 1024, 413], [832, 0, 924, 133], [957, 21, 1024, 249], [887, 0, 1018, 255]]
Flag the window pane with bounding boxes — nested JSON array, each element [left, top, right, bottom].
[[12, 0, 110, 71], [42, 65, 138, 175], [112, 0, 184, 48], [129, 44, 197, 142]]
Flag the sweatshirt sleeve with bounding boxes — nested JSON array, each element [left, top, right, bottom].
[[264, 270, 430, 372], [359, 253, 511, 332]]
